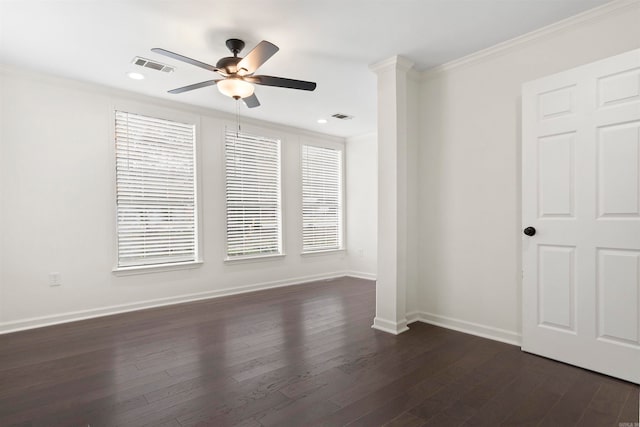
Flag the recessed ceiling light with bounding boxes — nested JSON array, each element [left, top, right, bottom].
[[317, 119, 328, 124], [127, 72, 145, 80]]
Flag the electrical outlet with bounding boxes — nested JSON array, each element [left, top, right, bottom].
[[49, 272, 61, 287]]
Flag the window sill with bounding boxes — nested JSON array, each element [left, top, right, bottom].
[[301, 249, 345, 257], [224, 253, 286, 264], [112, 260, 203, 276]]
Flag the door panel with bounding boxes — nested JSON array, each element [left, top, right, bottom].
[[538, 133, 575, 217], [597, 67, 640, 107], [597, 122, 640, 217], [522, 48, 640, 384], [538, 245, 576, 331], [538, 85, 576, 119], [597, 249, 639, 346]]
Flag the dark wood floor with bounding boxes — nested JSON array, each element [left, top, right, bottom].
[[0, 277, 637, 427]]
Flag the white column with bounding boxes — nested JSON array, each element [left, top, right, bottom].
[[369, 55, 414, 334]]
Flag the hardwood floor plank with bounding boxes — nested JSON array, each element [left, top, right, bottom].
[[175, 389, 292, 426], [320, 336, 483, 426], [383, 412, 427, 427], [616, 387, 640, 425], [577, 380, 635, 427], [0, 277, 636, 427], [460, 366, 547, 426], [0, 369, 170, 421], [407, 345, 525, 426], [537, 370, 604, 427], [500, 369, 578, 427]]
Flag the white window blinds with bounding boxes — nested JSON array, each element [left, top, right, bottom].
[[225, 130, 282, 258], [302, 145, 343, 252], [115, 111, 197, 268]]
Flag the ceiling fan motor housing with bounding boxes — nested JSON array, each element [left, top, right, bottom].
[[216, 56, 242, 74], [217, 39, 247, 74]]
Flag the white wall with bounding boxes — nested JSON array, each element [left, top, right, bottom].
[[416, 1, 640, 342], [0, 67, 348, 331], [346, 133, 377, 279]]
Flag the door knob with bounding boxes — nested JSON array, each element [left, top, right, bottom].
[[523, 227, 536, 236]]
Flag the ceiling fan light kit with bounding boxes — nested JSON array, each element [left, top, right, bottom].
[[151, 38, 316, 108], [217, 78, 254, 99]]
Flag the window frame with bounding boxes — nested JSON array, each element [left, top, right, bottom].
[[300, 140, 345, 255], [111, 102, 203, 274], [223, 125, 284, 262]]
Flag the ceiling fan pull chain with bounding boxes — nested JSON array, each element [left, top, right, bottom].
[[236, 98, 241, 137]]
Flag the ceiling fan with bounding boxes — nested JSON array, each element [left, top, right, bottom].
[[151, 39, 316, 108]]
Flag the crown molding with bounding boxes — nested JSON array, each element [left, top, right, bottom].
[[369, 55, 415, 74], [421, 0, 639, 79]]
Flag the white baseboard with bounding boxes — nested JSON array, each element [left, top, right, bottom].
[[371, 316, 410, 335], [0, 271, 348, 334], [346, 271, 377, 281], [407, 311, 521, 346]]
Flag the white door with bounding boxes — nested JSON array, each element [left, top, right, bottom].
[[522, 48, 640, 384]]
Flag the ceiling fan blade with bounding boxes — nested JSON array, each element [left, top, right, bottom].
[[236, 41, 279, 74], [151, 48, 219, 73], [168, 80, 220, 94], [246, 75, 316, 91], [242, 93, 260, 108]]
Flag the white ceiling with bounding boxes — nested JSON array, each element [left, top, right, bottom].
[[0, 0, 609, 138]]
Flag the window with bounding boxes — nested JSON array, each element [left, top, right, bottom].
[[115, 111, 198, 268], [302, 144, 343, 252], [225, 129, 282, 259]]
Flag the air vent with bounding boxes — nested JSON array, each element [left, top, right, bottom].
[[132, 57, 174, 73], [331, 113, 353, 120]]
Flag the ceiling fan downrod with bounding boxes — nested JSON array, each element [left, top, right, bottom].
[[225, 39, 245, 57]]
